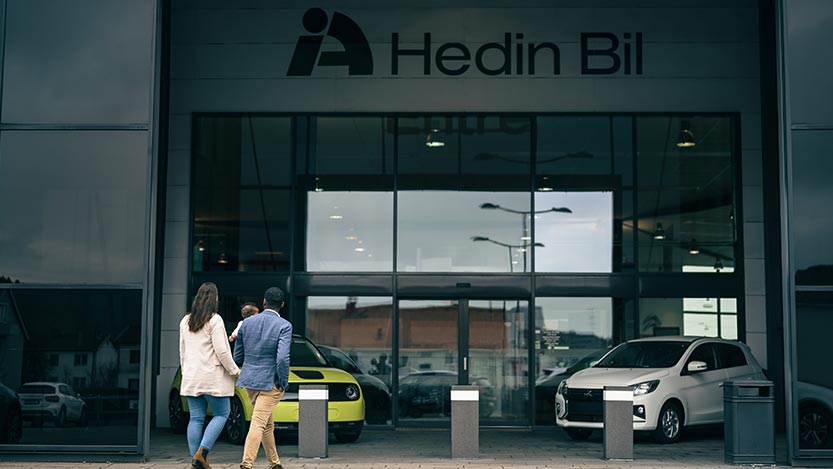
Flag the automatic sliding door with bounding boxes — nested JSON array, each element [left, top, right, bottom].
[[396, 298, 530, 426], [468, 299, 529, 425], [397, 300, 459, 422]]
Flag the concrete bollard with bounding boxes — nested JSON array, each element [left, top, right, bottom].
[[450, 385, 479, 459], [603, 386, 633, 460], [298, 384, 328, 458]]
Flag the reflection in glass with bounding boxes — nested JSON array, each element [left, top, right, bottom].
[[2, 0, 154, 124], [0, 131, 148, 284], [192, 117, 292, 272], [397, 192, 530, 272], [398, 300, 458, 422], [536, 116, 613, 177], [469, 300, 528, 423], [793, 132, 833, 285], [795, 291, 833, 450], [636, 116, 736, 272], [397, 116, 530, 189], [306, 192, 393, 271], [534, 192, 613, 272], [311, 117, 393, 175], [307, 297, 393, 425], [534, 298, 613, 424], [0, 289, 142, 446], [639, 298, 738, 339]]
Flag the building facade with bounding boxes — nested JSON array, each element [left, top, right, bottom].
[[0, 0, 830, 465]]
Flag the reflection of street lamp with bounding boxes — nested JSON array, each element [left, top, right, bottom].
[[471, 236, 544, 273], [474, 150, 593, 164], [480, 203, 571, 271], [480, 203, 572, 215]]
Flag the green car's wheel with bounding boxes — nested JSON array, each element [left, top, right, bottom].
[[334, 428, 362, 443], [168, 390, 188, 434], [225, 396, 249, 445]]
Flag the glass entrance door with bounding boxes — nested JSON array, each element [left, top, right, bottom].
[[396, 298, 529, 426]]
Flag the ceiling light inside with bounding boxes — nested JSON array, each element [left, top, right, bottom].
[[676, 120, 696, 148], [426, 128, 445, 148]]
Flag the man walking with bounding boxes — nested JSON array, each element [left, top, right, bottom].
[[234, 287, 292, 469]]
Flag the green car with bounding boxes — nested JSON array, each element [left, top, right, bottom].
[[169, 335, 365, 444]]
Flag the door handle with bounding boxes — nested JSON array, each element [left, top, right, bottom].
[[463, 357, 467, 371]]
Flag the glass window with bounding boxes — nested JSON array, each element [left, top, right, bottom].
[[597, 340, 690, 368], [535, 116, 634, 272], [640, 298, 738, 339], [0, 131, 148, 284], [794, 291, 833, 450], [686, 343, 718, 370], [307, 297, 392, 425], [534, 298, 614, 424], [192, 117, 292, 272], [397, 191, 530, 272], [306, 191, 393, 271], [534, 191, 614, 272], [2, 0, 153, 124], [0, 289, 141, 446], [397, 116, 530, 189], [309, 117, 393, 175], [536, 116, 615, 178], [716, 343, 747, 369], [793, 131, 833, 285], [636, 116, 736, 273]]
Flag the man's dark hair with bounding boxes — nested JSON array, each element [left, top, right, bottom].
[[263, 287, 285, 310]]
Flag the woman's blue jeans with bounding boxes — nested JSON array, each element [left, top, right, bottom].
[[185, 395, 230, 456]]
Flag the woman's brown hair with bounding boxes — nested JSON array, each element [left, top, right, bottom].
[[189, 282, 219, 332]]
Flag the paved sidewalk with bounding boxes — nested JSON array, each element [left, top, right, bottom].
[[0, 427, 788, 469]]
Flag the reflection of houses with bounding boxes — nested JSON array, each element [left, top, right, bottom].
[[21, 322, 142, 393], [307, 300, 510, 351], [0, 290, 28, 390]]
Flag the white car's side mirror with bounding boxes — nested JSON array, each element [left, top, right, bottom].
[[687, 360, 708, 373]]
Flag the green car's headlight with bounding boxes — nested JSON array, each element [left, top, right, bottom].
[[345, 384, 360, 401]]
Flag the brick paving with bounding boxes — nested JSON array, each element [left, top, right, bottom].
[[0, 427, 788, 468]]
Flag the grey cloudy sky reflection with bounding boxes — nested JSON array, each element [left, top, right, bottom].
[[2, 0, 154, 124], [0, 132, 148, 284]]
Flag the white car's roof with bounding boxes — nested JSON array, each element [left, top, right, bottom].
[[627, 336, 736, 344], [21, 382, 63, 386]]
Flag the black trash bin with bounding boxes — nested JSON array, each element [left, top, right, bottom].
[[723, 380, 775, 465]]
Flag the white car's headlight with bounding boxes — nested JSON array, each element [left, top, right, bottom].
[[557, 381, 568, 395], [632, 380, 660, 396]]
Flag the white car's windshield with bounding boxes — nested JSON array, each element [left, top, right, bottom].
[[596, 341, 690, 368]]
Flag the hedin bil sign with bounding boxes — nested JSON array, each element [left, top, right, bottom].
[[288, 8, 644, 77]]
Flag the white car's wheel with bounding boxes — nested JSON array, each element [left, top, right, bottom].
[[799, 403, 831, 449], [653, 402, 683, 444]]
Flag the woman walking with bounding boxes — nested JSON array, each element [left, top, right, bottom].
[[179, 282, 240, 469]]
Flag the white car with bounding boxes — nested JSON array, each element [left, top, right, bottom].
[[19, 382, 87, 427], [555, 336, 765, 443]]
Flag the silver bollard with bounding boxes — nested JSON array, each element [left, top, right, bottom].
[[298, 384, 328, 458], [450, 385, 479, 459], [603, 385, 634, 460]]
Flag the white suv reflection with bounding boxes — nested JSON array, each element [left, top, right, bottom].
[[555, 336, 765, 443]]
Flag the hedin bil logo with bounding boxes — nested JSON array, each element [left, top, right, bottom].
[[288, 8, 644, 77]]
